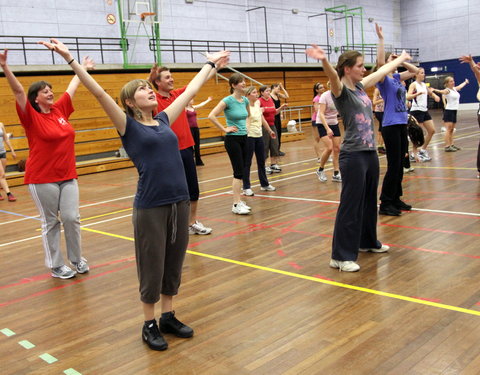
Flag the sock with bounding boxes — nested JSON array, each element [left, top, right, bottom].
[[318, 167, 324, 172], [7, 192, 11, 196], [333, 171, 339, 176]]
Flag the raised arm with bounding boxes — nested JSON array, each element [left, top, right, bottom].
[[192, 96, 212, 110], [455, 78, 469, 91], [428, 87, 441, 103], [376, 23, 385, 67], [39, 39, 127, 134], [460, 55, 480, 83], [305, 45, 342, 98], [163, 52, 230, 125], [277, 83, 289, 99], [399, 62, 419, 81], [65, 56, 96, 99], [0, 49, 27, 111], [362, 50, 412, 89]]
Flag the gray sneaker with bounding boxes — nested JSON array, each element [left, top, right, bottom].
[[316, 170, 327, 182], [332, 174, 342, 182], [51, 265, 77, 279], [71, 258, 89, 274]]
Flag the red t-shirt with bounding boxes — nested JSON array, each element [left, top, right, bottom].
[[259, 96, 276, 126], [155, 87, 194, 150], [16, 92, 77, 184]]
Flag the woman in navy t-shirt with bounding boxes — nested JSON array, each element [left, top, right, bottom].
[[40, 38, 230, 351]]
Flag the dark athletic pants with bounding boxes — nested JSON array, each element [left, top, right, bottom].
[[332, 151, 381, 261], [380, 124, 408, 205]]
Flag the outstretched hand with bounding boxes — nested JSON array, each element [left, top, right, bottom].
[[82, 56, 96, 71], [0, 49, 8, 67], [459, 55, 473, 64], [305, 44, 326, 61], [206, 50, 231, 66], [375, 23, 384, 40], [38, 38, 72, 60], [399, 50, 412, 62], [148, 62, 159, 83]]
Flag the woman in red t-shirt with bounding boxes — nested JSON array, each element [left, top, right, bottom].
[[0, 49, 93, 279], [258, 85, 286, 174]]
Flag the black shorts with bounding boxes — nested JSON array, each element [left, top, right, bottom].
[[317, 124, 341, 138], [180, 147, 200, 201], [0, 152, 6, 159], [442, 109, 457, 123], [374, 111, 384, 131], [410, 110, 432, 123]]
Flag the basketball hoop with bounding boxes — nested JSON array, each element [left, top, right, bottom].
[[140, 12, 155, 21]]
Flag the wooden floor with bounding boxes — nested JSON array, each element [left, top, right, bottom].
[[1, 109, 479, 375]]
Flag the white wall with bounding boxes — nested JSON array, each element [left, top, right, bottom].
[[400, 0, 480, 62], [0, 0, 405, 65]]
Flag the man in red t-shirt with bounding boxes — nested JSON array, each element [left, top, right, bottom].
[[149, 66, 219, 235]]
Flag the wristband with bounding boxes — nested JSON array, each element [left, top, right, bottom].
[[205, 61, 216, 69], [67, 58, 75, 65]]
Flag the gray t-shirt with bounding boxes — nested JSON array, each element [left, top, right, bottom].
[[333, 83, 376, 152]]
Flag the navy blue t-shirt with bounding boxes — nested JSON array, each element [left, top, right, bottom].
[[121, 112, 189, 209]]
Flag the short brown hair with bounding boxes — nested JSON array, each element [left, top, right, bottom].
[[336, 50, 363, 79], [148, 65, 170, 90]]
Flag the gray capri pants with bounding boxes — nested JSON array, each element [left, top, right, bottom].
[[262, 125, 280, 159], [132, 200, 190, 304], [29, 179, 82, 269]]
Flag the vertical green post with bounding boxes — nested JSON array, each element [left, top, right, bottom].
[[116, 0, 129, 68], [152, 0, 161, 65]]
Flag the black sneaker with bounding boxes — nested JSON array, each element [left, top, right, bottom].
[[142, 320, 168, 351], [393, 200, 412, 211], [160, 311, 194, 338], [379, 204, 402, 216]]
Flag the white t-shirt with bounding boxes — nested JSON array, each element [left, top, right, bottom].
[[410, 81, 428, 112], [444, 88, 460, 110]]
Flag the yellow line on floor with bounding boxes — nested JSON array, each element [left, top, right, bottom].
[[79, 226, 480, 317]]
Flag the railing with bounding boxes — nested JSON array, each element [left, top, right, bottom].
[[152, 39, 332, 64], [282, 105, 314, 132], [340, 45, 420, 64], [0, 35, 125, 65]]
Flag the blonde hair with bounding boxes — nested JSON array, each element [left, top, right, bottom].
[[443, 76, 454, 87], [245, 86, 257, 96], [120, 79, 153, 119]]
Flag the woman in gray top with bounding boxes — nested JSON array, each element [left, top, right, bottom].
[[306, 44, 412, 272]]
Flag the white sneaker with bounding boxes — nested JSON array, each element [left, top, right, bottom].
[[51, 265, 77, 279], [329, 259, 360, 272], [271, 164, 282, 173], [332, 173, 342, 182], [359, 244, 390, 253], [265, 166, 272, 175], [441, 126, 446, 132], [403, 167, 414, 173], [232, 203, 250, 215], [418, 149, 431, 161], [70, 257, 89, 274], [260, 185, 276, 191], [239, 200, 251, 210], [189, 220, 213, 235], [243, 188, 254, 196], [316, 170, 327, 182]]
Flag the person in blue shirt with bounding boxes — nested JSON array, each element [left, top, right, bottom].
[[39, 37, 230, 352], [208, 73, 253, 215], [375, 23, 419, 216]]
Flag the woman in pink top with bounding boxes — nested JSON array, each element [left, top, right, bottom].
[[311, 82, 325, 161], [185, 96, 212, 166], [315, 85, 342, 183]]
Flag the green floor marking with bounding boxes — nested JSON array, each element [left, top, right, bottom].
[[64, 369, 82, 375], [1, 328, 16, 337], [39, 353, 58, 364], [18, 340, 35, 349]]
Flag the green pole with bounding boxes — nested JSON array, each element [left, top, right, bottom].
[[152, 0, 161, 65], [116, 0, 129, 68]]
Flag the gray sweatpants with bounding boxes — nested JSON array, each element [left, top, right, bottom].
[[29, 179, 82, 269]]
